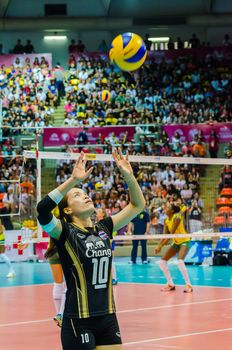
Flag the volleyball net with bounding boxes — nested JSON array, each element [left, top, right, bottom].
[[1, 150, 232, 264]]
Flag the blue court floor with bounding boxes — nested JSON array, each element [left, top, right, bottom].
[[1, 257, 232, 288]]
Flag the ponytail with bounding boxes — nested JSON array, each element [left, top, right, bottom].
[[44, 239, 57, 259]]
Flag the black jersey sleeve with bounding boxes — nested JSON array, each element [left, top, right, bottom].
[[98, 216, 114, 239], [37, 195, 57, 225]]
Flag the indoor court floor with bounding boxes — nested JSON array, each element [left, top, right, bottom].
[[0, 257, 231, 350]]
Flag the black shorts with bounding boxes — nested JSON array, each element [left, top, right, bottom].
[[61, 313, 122, 350]]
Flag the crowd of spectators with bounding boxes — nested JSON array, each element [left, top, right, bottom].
[[0, 40, 231, 231], [64, 46, 232, 130], [0, 43, 231, 152], [0, 56, 61, 138], [55, 155, 204, 236], [0, 139, 37, 228]]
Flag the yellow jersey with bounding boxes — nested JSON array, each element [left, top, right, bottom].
[[0, 227, 5, 241], [165, 213, 190, 245]]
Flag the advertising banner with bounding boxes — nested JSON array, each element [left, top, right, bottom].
[[164, 123, 232, 143], [0, 53, 52, 68], [43, 126, 135, 147]]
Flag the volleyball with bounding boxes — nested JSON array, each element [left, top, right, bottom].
[[95, 182, 103, 190], [109, 32, 147, 71], [101, 90, 111, 102]]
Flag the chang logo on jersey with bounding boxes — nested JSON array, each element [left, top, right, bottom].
[[85, 236, 112, 258], [86, 248, 112, 258]]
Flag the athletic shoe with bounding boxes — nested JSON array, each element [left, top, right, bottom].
[[184, 284, 193, 293], [128, 261, 136, 264], [53, 313, 63, 328], [142, 260, 149, 264], [161, 284, 176, 292], [6, 271, 16, 278], [112, 279, 118, 285]]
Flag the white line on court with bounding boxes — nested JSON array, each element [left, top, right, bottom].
[[0, 283, 53, 289], [117, 297, 232, 314], [149, 344, 182, 349], [120, 281, 232, 289], [123, 328, 232, 346], [0, 297, 231, 328], [0, 319, 52, 328]]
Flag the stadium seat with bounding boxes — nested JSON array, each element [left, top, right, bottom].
[[218, 206, 231, 215], [0, 193, 5, 200], [229, 198, 232, 205], [213, 216, 226, 226], [221, 188, 232, 196], [216, 197, 230, 206]]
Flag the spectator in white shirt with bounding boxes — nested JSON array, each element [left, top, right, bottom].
[[78, 69, 88, 80], [174, 174, 186, 190], [180, 184, 193, 200], [162, 165, 175, 181]]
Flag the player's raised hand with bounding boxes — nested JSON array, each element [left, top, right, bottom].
[[71, 152, 94, 182]]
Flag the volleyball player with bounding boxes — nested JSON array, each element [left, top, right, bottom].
[[44, 240, 66, 327], [19, 230, 66, 328], [155, 204, 193, 293], [0, 220, 16, 278], [37, 149, 145, 350]]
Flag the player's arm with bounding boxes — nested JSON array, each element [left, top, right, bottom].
[[111, 148, 146, 231], [127, 222, 134, 235], [170, 217, 181, 234], [154, 223, 170, 254], [37, 152, 93, 240]]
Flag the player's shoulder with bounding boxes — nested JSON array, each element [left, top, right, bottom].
[[173, 212, 182, 220], [96, 217, 113, 236]]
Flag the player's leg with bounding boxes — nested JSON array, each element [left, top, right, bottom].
[[61, 317, 95, 350], [95, 314, 122, 349], [49, 259, 65, 326], [157, 245, 178, 291], [0, 244, 16, 278], [130, 239, 139, 263], [141, 239, 148, 263], [177, 243, 193, 293]]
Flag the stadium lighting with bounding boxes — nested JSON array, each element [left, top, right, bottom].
[[148, 37, 170, 42], [44, 35, 67, 40]]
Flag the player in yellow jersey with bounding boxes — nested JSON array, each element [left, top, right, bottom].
[[155, 204, 193, 293], [0, 220, 16, 278]]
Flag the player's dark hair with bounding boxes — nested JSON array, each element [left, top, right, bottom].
[[44, 239, 57, 259], [171, 204, 181, 214], [58, 194, 72, 223]]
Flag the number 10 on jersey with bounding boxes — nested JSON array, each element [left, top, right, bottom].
[[92, 257, 110, 289]]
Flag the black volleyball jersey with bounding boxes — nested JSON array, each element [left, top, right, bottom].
[[52, 217, 116, 319]]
